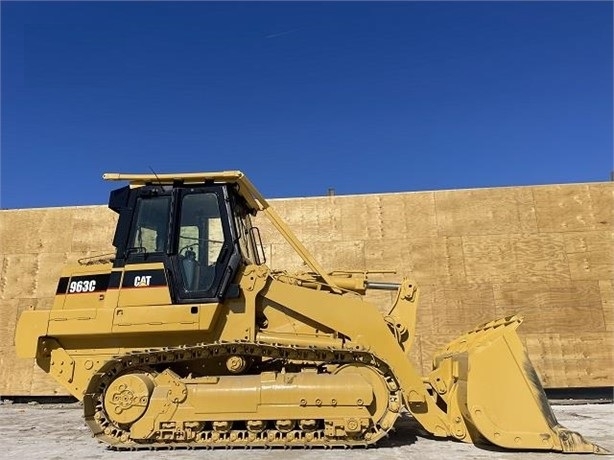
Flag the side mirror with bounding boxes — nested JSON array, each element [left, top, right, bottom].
[[249, 226, 266, 265]]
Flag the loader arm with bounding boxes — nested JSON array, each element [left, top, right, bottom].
[[259, 275, 460, 438], [259, 275, 606, 453]]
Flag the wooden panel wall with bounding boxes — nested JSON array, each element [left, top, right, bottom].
[[1, 182, 612, 395]]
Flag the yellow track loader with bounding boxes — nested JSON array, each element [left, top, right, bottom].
[[15, 171, 606, 452]]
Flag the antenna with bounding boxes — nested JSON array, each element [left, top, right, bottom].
[[148, 166, 164, 193]]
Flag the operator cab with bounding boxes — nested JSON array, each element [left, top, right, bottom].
[[108, 181, 259, 303]]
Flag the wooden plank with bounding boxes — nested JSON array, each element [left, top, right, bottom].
[[0, 208, 74, 254], [267, 241, 305, 272], [268, 197, 339, 243], [361, 236, 465, 285], [533, 185, 599, 233], [336, 195, 383, 242], [270, 240, 366, 273], [493, 281, 604, 334], [36, 253, 68, 299], [524, 333, 613, 388], [0, 254, 38, 301], [599, 280, 614, 333], [364, 238, 452, 284], [434, 186, 537, 237], [70, 206, 117, 253], [0, 346, 35, 396], [0, 299, 20, 349], [564, 231, 614, 281], [417, 283, 497, 336], [254, 196, 341, 245], [443, 236, 467, 284], [378, 192, 438, 240], [414, 283, 437, 336], [462, 233, 571, 283], [588, 183, 614, 229]]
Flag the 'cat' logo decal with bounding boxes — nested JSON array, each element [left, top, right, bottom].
[[134, 275, 152, 287]]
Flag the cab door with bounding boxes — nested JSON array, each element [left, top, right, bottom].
[[111, 191, 200, 332], [169, 188, 238, 303]]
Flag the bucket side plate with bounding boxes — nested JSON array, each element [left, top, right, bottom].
[[433, 316, 608, 454]]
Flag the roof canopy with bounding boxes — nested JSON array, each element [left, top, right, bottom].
[[103, 171, 269, 212]]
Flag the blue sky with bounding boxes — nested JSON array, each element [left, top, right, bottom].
[[1, 1, 612, 209]]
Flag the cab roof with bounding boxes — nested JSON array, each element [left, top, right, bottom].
[[103, 171, 269, 212]]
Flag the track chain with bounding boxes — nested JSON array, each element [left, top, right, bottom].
[[83, 341, 402, 450]]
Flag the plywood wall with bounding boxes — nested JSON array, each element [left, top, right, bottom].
[[1, 182, 612, 395]]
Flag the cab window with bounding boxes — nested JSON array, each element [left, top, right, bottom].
[[129, 196, 171, 253], [178, 193, 226, 293]]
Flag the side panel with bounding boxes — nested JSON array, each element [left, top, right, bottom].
[[47, 309, 114, 336], [14, 310, 50, 358], [118, 264, 172, 307], [112, 304, 211, 333]]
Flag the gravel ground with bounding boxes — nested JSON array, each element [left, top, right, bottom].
[[1, 402, 612, 460]]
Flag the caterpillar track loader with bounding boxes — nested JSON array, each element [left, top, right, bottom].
[[15, 171, 606, 453]]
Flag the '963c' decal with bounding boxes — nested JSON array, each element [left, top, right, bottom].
[[56, 274, 110, 295], [68, 279, 97, 293]]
